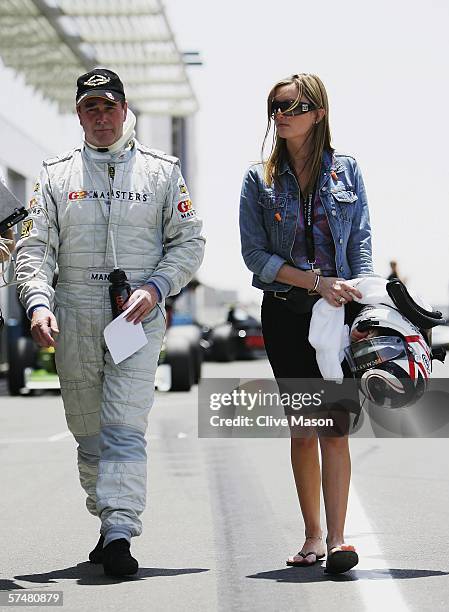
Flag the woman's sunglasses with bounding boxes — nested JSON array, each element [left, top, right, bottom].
[[270, 99, 316, 118]]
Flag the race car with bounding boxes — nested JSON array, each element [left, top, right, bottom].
[[157, 323, 205, 392], [5, 317, 204, 395], [206, 307, 265, 362], [6, 319, 59, 395]]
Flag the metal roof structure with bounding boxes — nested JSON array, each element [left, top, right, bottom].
[[0, 0, 198, 115]]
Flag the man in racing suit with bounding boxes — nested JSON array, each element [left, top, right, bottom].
[[15, 69, 205, 576]]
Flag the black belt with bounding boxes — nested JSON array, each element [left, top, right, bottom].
[[264, 287, 320, 314], [265, 287, 309, 300], [272, 291, 288, 301], [266, 271, 336, 302]]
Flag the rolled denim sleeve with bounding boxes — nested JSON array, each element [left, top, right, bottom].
[[347, 160, 374, 278], [239, 167, 286, 284]]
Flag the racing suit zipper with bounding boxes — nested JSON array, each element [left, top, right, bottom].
[[107, 164, 115, 210], [104, 163, 115, 270]]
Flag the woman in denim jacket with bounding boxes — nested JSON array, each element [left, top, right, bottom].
[[239, 73, 373, 574]]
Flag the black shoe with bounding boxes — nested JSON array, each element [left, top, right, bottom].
[[88, 534, 104, 564], [102, 538, 138, 577]]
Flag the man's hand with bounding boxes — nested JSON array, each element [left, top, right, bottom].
[[123, 284, 159, 324], [31, 307, 59, 348], [317, 277, 363, 307]]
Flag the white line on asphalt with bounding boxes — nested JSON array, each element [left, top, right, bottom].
[[0, 437, 49, 444], [348, 484, 410, 611], [0, 431, 73, 444], [47, 430, 72, 442]]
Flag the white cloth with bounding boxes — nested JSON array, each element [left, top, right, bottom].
[[308, 277, 430, 381]]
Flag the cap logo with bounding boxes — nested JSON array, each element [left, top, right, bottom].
[[83, 74, 110, 87], [105, 92, 114, 100]]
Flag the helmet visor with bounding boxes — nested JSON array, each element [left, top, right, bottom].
[[344, 336, 408, 375]]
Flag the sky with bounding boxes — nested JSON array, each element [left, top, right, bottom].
[[163, 0, 449, 308]]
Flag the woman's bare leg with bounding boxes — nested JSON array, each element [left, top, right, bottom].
[[319, 436, 351, 549], [288, 436, 326, 562]]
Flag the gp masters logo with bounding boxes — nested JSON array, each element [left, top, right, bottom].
[[178, 200, 193, 213], [68, 190, 150, 202], [69, 191, 89, 201], [177, 199, 196, 220]]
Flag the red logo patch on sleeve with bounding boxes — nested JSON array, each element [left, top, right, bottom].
[[178, 199, 193, 213]]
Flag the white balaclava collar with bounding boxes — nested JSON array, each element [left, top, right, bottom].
[[84, 108, 137, 158]]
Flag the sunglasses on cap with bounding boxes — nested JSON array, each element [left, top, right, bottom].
[[270, 99, 317, 118]]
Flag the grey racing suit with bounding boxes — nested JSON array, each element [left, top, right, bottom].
[[16, 140, 205, 544]]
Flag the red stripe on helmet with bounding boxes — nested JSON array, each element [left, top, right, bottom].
[[406, 335, 428, 353], [407, 353, 416, 379], [417, 361, 429, 380]]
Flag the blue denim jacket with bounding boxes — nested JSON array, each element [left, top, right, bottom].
[[239, 149, 374, 292]]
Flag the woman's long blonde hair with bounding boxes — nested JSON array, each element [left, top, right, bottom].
[[262, 73, 334, 196]]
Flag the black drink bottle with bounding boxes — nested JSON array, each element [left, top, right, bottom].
[[108, 269, 132, 319]]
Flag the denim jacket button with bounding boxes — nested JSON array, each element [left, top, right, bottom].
[[322, 187, 327, 192], [339, 238, 343, 244], [331, 210, 337, 216], [339, 266, 344, 271]]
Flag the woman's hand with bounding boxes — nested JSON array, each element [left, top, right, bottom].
[[350, 328, 370, 341], [317, 277, 362, 307]]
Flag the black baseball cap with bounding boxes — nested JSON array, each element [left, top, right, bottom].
[[76, 68, 126, 106]]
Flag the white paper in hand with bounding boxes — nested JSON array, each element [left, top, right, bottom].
[[103, 296, 148, 364]]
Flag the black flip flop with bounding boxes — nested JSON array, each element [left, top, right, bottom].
[[286, 551, 325, 567], [325, 546, 359, 574]]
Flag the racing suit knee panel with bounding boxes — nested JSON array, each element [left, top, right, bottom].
[[75, 433, 100, 464], [99, 424, 147, 463]]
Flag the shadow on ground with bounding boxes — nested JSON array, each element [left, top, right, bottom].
[[0, 579, 27, 591], [248, 566, 449, 584], [13, 563, 209, 586]]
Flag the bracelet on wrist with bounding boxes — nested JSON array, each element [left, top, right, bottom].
[[307, 274, 321, 295]]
